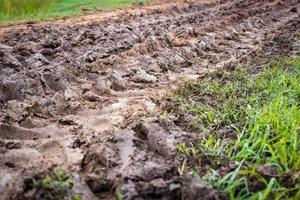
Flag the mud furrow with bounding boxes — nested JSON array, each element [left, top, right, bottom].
[[0, 0, 299, 199]]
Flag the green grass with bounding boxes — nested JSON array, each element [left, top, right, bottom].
[[0, 0, 146, 24], [25, 168, 81, 200], [169, 56, 300, 199]]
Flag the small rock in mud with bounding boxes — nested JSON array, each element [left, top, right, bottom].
[[133, 69, 157, 83]]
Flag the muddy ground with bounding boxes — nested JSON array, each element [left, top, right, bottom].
[[0, 0, 299, 199]]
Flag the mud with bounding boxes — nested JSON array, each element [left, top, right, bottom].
[[0, 0, 299, 199]]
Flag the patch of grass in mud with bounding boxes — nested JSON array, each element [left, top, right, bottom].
[[17, 169, 81, 200], [167, 56, 300, 199]]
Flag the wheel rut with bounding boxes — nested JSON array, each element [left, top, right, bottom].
[[0, 0, 299, 199]]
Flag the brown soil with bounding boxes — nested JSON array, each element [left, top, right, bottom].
[[0, 0, 299, 199]]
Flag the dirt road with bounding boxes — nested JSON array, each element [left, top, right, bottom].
[[0, 0, 299, 199]]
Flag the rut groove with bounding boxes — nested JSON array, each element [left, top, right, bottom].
[[0, 0, 299, 199]]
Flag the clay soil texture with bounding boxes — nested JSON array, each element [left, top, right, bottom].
[[0, 0, 299, 199]]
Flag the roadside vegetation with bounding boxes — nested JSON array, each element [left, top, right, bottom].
[[0, 0, 146, 24], [18, 169, 81, 200], [167, 56, 300, 199]]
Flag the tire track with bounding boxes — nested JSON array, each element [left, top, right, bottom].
[[0, 0, 299, 199]]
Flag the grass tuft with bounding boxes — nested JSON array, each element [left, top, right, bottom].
[[0, 0, 148, 24], [19, 168, 81, 200], [169, 56, 300, 199]]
